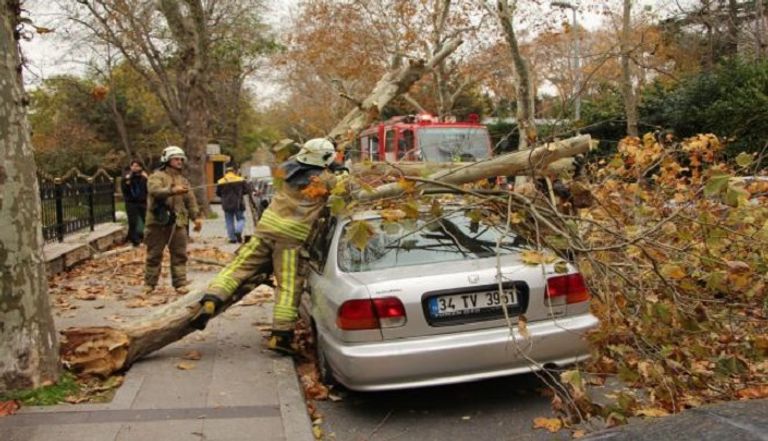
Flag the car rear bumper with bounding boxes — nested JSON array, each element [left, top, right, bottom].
[[321, 313, 599, 391]]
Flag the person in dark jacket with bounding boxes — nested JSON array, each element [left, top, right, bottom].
[[216, 165, 250, 243], [121, 160, 148, 246]]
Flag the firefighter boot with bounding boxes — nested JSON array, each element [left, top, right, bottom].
[[267, 330, 296, 356]]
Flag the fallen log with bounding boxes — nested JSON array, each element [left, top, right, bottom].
[[328, 37, 463, 150], [350, 157, 578, 179], [352, 134, 593, 201], [60, 274, 272, 377]]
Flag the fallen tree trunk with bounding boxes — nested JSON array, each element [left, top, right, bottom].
[[352, 134, 593, 201], [60, 274, 271, 377], [328, 37, 463, 150], [351, 157, 578, 179]]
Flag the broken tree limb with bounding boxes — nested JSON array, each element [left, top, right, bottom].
[[328, 37, 463, 148], [350, 157, 578, 179], [59, 274, 272, 377], [352, 134, 593, 202]]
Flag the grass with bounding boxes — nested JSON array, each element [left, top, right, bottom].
[[0, 372, 80, 406]]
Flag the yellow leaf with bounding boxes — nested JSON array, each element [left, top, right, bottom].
[[532, 417, 563, 433], [397, 178, 417, 193], [403, 200, 420, 219], [635, 407, 670, 418], [521, 250, 557, 265], [380, 209, 406, 222], [344, 220, 374, 251], [661, 264, 686, 280], [518, 314, 529, 338], [176, 361, 196, 370]]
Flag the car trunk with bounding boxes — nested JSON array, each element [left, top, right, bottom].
[[347, 254, 560, 340]]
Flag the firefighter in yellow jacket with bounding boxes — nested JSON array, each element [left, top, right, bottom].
[[190, 139, 339, 355], [143, 146, 203, 295]]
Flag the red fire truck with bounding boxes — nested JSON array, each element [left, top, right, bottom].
[[350, 113, 492, 163]]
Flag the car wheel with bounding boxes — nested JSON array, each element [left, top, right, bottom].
[[314, 326, 338, 387]]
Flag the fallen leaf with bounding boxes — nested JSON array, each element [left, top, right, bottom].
[[0, 400, 19, 417], [518, 315, 530, 339], [635, 407, 670, 417], [312, 425, 324, 440], [532, 417, 562, 433], [177, 361, 196, 370], [182, 350, 202, 361], [573, 429, 586, 438], [737, 385, 768, 399], [521, 250, 557, 265], [328, 393, 343, 402]]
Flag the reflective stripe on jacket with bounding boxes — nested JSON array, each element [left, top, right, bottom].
[[254, 164, 335, 242]]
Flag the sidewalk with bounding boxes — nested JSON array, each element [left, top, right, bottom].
[[3, 205, 312, 441], [44, 223, 127, 275]]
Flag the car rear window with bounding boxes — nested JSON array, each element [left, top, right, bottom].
[[338, 211, 529, 273]]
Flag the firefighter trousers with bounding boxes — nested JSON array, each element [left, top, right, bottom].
[[207, 235, 306, 331], [144, 224, 188, 288]]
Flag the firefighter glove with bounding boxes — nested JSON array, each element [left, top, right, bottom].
[[190, 294, 223, 330]]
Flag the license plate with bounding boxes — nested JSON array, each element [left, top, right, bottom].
[[428, 290, 518, 318]]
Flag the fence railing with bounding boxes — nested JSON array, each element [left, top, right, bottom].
[[39, 168, 117, 243]]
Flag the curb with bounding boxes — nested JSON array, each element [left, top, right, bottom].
[[275, 357, 315, 441]]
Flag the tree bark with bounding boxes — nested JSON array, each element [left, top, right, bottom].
[[353, 135, 592, 201], [621, 0, 639, 137], [496, 0, 537, 150], [0, 0, 60, 392], [60, 275, 271, 377], [328, 37, 463, 151]]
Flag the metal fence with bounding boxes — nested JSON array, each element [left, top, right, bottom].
[[39, 168, 117, 243]]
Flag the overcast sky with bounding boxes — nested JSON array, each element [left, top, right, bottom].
[[19, 0, 674, 96]]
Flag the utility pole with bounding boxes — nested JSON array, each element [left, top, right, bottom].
[[552, 1, 581, 122]]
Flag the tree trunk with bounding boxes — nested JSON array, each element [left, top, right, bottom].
[[60, 275, 270, 377], [328, 37, 463, 151], [496, 0, 537, 150], [621, 0, 639, 137], [184, 93, 210, 215], [0, 1, 60, 392], [353, 135, 592, 201]]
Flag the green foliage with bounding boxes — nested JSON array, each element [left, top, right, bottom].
[[641, 58, 768, 157], [0, 372, 79, 406]]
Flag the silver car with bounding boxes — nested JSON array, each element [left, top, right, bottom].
[[300, 207, 598, 391]]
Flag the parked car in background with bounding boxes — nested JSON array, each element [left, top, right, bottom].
[[249, 177, 274, 220], [300, 205, 599, 391]]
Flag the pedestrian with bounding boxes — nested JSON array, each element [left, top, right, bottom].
[[143, 146, 203, 295], [216, 165, 249, 244], [121, 159, 148, 247], [190, 138, 344, 355]]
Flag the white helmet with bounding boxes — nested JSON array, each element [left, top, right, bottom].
[[295, 138, 335, 167], [160, 145, 187, 163]]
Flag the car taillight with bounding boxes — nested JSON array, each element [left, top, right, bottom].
[[546, 273, 590, 304], [336, 297, 407, 330]]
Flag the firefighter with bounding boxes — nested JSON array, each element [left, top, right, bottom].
[[143, 146, 203, 295], [190, 138, 340, 355]]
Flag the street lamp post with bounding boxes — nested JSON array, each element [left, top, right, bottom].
[[552, 1, 581, 122]]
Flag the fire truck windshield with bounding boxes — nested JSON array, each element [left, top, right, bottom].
[[417, 127, 490, 162]]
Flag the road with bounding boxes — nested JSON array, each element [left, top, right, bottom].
[[316, 373, 571, 441]]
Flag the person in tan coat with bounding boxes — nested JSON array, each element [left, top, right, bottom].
[[143, 146, 203, 295], [190, 139, 342, 355]]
